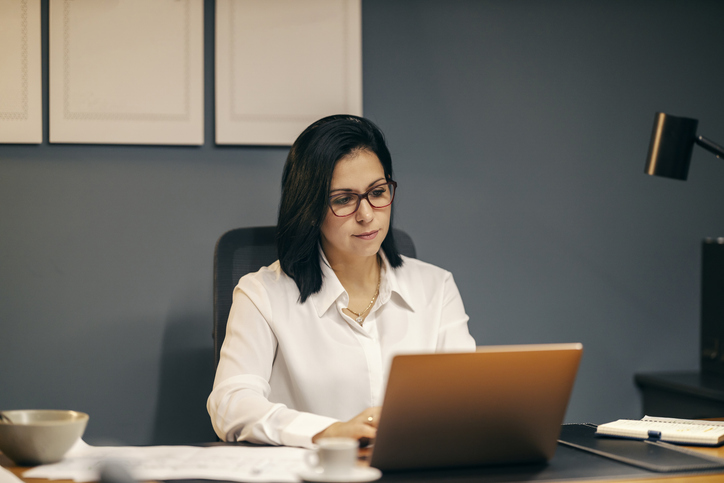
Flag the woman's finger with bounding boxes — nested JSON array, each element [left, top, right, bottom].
[[362, 407, 382, 427]]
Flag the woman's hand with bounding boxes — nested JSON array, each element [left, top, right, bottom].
[[312, 407, 381, 445]]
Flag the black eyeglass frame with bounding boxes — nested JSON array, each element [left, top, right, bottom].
[[327, 181, 398, 217]]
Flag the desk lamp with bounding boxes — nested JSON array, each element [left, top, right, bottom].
[[644, 112, 724, 376], [645, 112, 724, 180]]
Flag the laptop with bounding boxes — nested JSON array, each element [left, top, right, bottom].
[[369, 343, 583, 471]]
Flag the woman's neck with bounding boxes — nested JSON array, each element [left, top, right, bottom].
[[324, 250, 380, 294]]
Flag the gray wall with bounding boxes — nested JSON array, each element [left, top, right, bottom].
[[2, 0, 723, 445]]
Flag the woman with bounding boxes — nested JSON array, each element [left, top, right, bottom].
[[207, 115, 475, 448]]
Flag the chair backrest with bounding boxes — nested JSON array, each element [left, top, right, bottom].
[[213, 226, 417, 366]]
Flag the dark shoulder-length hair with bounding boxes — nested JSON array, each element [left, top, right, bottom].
[[276, 114, 403, 302]]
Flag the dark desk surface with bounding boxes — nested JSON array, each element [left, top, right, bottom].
[[635, 370, 724, 420], [635, 371, 724, 402], [5, 441, 724, 483]]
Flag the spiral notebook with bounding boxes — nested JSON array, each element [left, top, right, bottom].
[[559, 423, 724, 472]]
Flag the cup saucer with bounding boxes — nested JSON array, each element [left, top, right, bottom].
[[298, 466, 382, 483]]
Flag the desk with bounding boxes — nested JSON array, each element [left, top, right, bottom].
[[5, 443, 724, 483], [635, 371, 724, 419]]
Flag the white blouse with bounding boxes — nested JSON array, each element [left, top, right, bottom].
[[207, 251, 476, 448]]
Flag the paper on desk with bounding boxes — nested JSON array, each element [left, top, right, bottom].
[[0, 466, 26, 483], [23, 439, 309, 483]]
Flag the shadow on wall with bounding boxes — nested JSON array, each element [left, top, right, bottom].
[[152, 313, 218, 444]]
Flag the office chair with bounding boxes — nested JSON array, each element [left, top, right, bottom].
[[213, 226, 417, 367]]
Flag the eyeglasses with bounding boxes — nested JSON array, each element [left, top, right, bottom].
[[328, 181, 397, 217]]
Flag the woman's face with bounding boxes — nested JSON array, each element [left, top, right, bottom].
[[320, 149, 390, 265]]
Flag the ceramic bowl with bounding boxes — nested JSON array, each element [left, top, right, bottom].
[[0, 410, 88, 465]]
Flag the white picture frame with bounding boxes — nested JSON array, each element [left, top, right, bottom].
[[0, 0, 42, 144], [49, 0, 204, 145], [215, 0, 362, 146]]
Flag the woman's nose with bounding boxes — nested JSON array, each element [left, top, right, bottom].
[[356, 199, 375, 222]]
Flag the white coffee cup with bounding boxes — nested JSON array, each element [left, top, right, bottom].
[[305, 437, 359, 477]]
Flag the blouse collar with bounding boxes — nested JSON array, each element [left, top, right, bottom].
[[310, 247, 415, 318]]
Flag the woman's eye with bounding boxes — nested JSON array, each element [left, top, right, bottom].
[[331, 196, 352, 205], [370, 188, 387, 198]]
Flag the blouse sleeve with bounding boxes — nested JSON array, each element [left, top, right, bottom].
[[206, 277, 337, 448], [436, 271, 477, 351]]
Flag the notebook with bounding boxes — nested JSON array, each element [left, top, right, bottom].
[[369, 343, 583, 471]]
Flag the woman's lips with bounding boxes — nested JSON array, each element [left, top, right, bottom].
[[354, 230, 379, 241]]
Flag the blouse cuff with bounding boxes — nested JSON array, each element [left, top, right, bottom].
[[280, 412, 339, 448]]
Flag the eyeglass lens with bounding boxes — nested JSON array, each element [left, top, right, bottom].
[[329, 183, 395, 216]]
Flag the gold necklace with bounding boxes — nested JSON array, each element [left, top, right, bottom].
[[347, 257, 382, 325], [348, 279, 381, 325]]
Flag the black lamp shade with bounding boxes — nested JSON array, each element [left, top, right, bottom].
[[644, 112, 699, 180]]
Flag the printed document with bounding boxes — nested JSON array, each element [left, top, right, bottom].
[[23, 439, 308, 483]]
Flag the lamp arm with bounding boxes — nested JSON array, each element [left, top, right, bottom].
[[696, 136, 724, 159]]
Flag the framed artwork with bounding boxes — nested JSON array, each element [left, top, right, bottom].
[[215, 0, 362, 145], [49, 0, 204, 145], [0, 0, 42, 144]]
